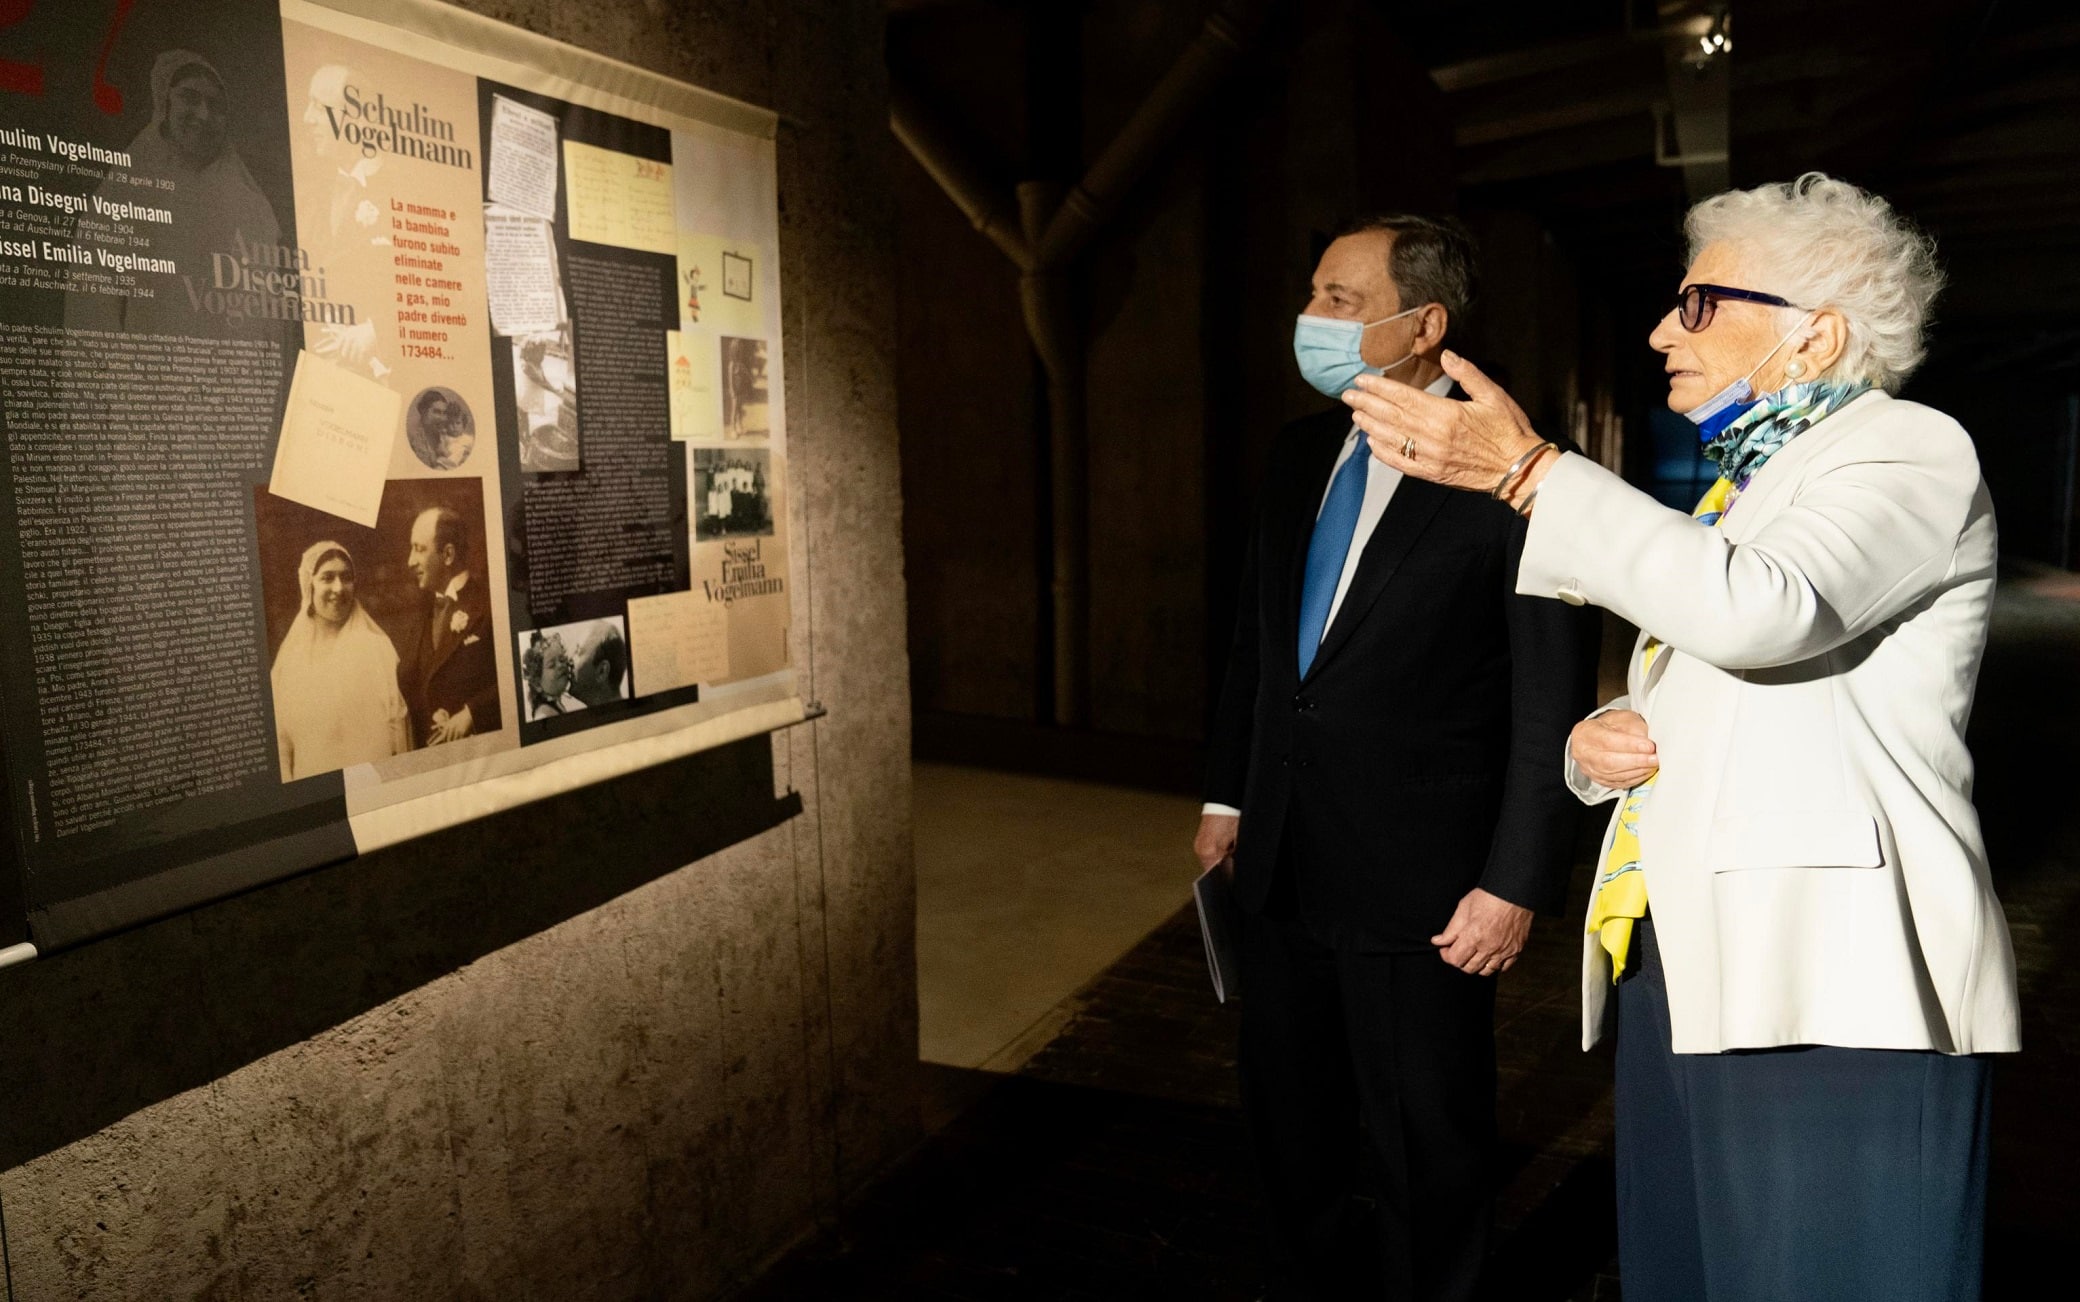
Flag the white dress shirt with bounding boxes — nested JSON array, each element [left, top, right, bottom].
[[1204, 373, 1454, 818]]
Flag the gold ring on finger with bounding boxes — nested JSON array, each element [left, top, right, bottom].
[[1402, 437, 1417, 460]]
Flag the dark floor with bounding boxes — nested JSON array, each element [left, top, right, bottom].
[[739, 582, 2080, 1300]]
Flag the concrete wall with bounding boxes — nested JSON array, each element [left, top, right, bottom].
[[0, 2, 914, 1298]]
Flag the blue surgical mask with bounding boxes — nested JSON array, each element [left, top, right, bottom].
[[1684, 312, 1817, 441], [1293, 306, 1421, 397]]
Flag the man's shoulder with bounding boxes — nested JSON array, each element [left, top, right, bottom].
[[1276, 405, 1354, 446], [1258, 406, 1352, 477], [457, 575, 495, 618]]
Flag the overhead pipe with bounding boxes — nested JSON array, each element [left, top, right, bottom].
[[891, 0, 1273, 727], [889, 82, 1032, 270], [1017, 181, 1088, 724], [1035, 1, 1264, 270]]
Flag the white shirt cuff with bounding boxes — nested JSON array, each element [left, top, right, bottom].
[[1201, 802, 1241, 818]]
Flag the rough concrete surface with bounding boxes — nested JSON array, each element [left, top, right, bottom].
[[0, 2, 914, 1299]]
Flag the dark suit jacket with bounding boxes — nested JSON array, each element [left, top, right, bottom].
[[1205, 407, 1598, 950], [398, 574, 502, 746]]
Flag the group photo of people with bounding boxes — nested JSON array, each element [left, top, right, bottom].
[[693, 447, 773, 539], [256, 482, 503, 782]]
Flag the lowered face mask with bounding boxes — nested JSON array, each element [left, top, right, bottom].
[[1293, 305, 1420, 398], [1684, 311, 1818, 440]]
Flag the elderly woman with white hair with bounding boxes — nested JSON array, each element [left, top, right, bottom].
[[1341, 173, 2018, 1300]]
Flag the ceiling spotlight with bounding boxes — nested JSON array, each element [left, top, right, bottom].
[[1684, 8, 1733, 71]]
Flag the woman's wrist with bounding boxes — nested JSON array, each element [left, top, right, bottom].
[[1489, 438, 1556, 500], [1505, 444, 1561, 515]]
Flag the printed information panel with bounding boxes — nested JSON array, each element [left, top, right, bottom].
[[0, 0, 797, 950]]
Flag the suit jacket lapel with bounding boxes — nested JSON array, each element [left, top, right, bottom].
[[424, 587, 475, 681], [1302, 474, 1450, 683]]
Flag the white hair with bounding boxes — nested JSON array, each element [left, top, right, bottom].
[[1685, 172, 1944, 392]]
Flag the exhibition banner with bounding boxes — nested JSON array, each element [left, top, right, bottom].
[[0, 0, 799, 951]]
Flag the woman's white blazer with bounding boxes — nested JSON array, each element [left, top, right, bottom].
[[1522, 390, 2020, 1055]]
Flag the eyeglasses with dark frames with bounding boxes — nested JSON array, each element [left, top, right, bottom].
[[1675, 283, 1808, 333]]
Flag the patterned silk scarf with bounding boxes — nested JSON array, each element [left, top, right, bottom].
[[1586, 377, 1871, 980], [1700, 377, 1873, 491]]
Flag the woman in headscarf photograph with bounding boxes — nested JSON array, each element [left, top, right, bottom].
[[68, 49, 285, 339], [271, 541, 412, 782]]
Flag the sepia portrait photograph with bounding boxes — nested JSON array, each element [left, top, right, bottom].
[[256, 478, 502, 781], [720, 335, 769, 441], [517, 615, 631, 722], [692, 447, 773, 540], [405, 386, 477, 471]]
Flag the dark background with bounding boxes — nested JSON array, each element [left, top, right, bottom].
[[892, 0, 2080, 786]]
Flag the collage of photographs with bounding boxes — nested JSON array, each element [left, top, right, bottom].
[[236, 18, 788, 786]]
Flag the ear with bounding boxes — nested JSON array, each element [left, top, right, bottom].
[[1414, 303, 1451, 356], [1796, 308, 1849, 378]]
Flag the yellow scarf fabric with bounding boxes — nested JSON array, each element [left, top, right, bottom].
[[1585, 477, 1735, 979]]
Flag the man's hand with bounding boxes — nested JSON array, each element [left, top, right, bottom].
[[1570, 709, 1658, 790], [1432, 887, 1533, 977], [428, 703, 475, 746], [1194, 813, 1239, 870]]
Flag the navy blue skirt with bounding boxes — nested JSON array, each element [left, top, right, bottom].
[[1614, 914, 1993, 1302]]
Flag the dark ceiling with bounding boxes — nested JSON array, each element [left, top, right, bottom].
[[889, 0, 2080, 329]]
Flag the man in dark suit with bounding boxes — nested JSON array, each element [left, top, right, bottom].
[[398, 505, 502, 746], [1196, 214, 1596, 1300]]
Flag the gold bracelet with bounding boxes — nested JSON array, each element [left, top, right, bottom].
[[1491, 440, 1557, 500]]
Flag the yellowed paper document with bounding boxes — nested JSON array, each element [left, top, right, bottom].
[[489, 93, 559, 220], [485, 211, 562, 336], [564, 140, 676, 255], [676, 233, 765, 336], [627, 589, 730, 693], [666, 329, 720, 441], [269, 350, 403, 528]]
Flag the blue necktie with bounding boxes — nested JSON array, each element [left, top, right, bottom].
[[1296, 441, 1368, 677]]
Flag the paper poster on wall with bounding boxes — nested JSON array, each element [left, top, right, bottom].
[[0, 0, 799, 955], [488, 93, 560, 219], [677, 233, 766, 337], [563, 140, 676, 255], [270, 350, 404, 526], [666, 328, 720, 440]]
